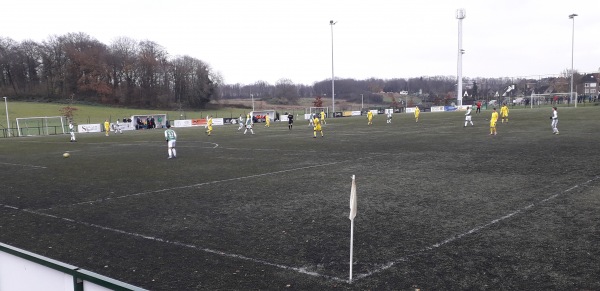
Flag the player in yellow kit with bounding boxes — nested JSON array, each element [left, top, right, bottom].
[[264, 113, 270, 127], [414, 106, 420, 122], [490, 108, 498, 135], [313, 115, 323, 138], [500, 104, 509, 123], [320, 111, 326, 125], [104, 119, 110, 136], [206, 115, 213, 135], [367, 111, 373, 125]]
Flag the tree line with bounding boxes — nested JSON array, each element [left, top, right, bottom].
[[221, 74, 585, 107], [1, 33, 587, 109], [0, 33, 220, 109]]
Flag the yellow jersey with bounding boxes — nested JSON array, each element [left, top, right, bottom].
[[490, 111, 498, 126], [500, 106, 509, 117], [313, 117, 321, 130]]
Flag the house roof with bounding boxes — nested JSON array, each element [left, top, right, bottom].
[[581, 74, 597, 83]]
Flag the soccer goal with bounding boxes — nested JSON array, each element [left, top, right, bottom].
[[530, 93, 572, 109], [16, 116, 67, 137], [306, 107, 329, 117]]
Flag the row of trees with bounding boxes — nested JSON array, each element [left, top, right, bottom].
[[0, 33, 220, 108], [1, 33, 590, 109], [221, 73, 589, 107]]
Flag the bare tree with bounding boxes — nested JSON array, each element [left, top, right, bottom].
[[109, 37, 139, 104], [137, 40, 168, 106], [273, 78, 299, 104]]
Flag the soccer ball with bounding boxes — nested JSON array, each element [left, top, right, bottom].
[[63, 152, 70, 158]]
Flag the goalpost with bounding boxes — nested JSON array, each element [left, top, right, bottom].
[[530, 93, 571, 109], [16, 116, 66, 137], [306, 107, 329, 116], [304, 107, 330, 120]]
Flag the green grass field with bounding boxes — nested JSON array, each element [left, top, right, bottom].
[[0, 101, 252, 127], [1, 106, 599, 290]]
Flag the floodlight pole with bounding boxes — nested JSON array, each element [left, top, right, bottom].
[[456, 9, 466, 107], [330, 20, 337, 117], [251, 93, 255, 111], [569, 13, 577, 108], [361, 94, 364, 110], [3, 97, 9, 137]]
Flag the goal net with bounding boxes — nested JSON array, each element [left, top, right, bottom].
[[530, 93, 572, 108], [306, 107, 329, 116], [16, 116, 66, 137]]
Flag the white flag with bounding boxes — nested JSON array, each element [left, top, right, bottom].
[[349, 175, 357, 220]]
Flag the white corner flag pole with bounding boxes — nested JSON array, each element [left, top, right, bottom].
[[349, 175, 357, 283]]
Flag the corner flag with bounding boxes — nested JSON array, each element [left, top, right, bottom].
[[349, 175, 357, 220], [349, 174, 357, 283]]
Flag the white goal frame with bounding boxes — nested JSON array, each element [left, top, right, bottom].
[[306, 107, 329, 117], [530, 93, 572, 109], [16, 116, 66, 137]]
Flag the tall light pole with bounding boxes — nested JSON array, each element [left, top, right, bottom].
[[330, 20, 337, 117], [569, 13, 578, 108], [361, 94, 364, 110], [3, 97, 9, 137], [456, 9, 466, 107], [250, 94, 255, 111]]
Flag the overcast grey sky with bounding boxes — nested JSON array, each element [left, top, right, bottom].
[[3, 0, 599, 85]]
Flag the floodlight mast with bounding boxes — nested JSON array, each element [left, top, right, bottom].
[[330, 20, 337, 117], [569, 13, 577, 108], [456, 9, 466, 107]]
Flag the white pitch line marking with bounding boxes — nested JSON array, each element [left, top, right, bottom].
[[5, 205, 345, 282], [0, 162, 47, 169], [39, 159, 349, 211], [352, 175, 600, 281], [4, 176, 598, 284]]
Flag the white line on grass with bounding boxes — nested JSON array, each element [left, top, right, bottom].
[[4, 205, 345, 283], [38, 157, 378, 211], [5, 175, 598, 284], [352, 175, 600, 281], [0, 162, 47, 169]]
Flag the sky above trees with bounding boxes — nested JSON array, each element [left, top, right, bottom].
[[2, 0, 599, 85]]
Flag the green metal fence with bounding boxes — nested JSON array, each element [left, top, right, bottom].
[[0, 242, 146, 291]]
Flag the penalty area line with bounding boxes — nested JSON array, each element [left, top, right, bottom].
[[352, 175, 600, 281], [38, 156, 381, 211]]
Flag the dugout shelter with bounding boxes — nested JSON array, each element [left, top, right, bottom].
[[131, 114, 168, 129], [250, 110, 277, 123]]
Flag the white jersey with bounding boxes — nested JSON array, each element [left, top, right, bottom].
[[165, 129, 177, 141], [551, 109, 559, 134]]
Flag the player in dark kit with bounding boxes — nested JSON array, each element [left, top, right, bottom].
[[288, 113, 294, 130]]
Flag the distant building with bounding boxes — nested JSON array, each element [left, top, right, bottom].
[[581, 74, 598, 96]]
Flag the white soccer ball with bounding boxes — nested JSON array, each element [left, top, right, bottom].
[[63, 152, 70, 158]]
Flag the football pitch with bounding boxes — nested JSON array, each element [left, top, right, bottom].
[[1, 106, 599, 290]]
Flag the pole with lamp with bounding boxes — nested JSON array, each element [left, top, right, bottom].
[[361, 94, 364, 110], [330, 20, 337, 117], [456, 9, 466, 107], [569, 13, 577, 108], [3, 97, 9, 137]]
